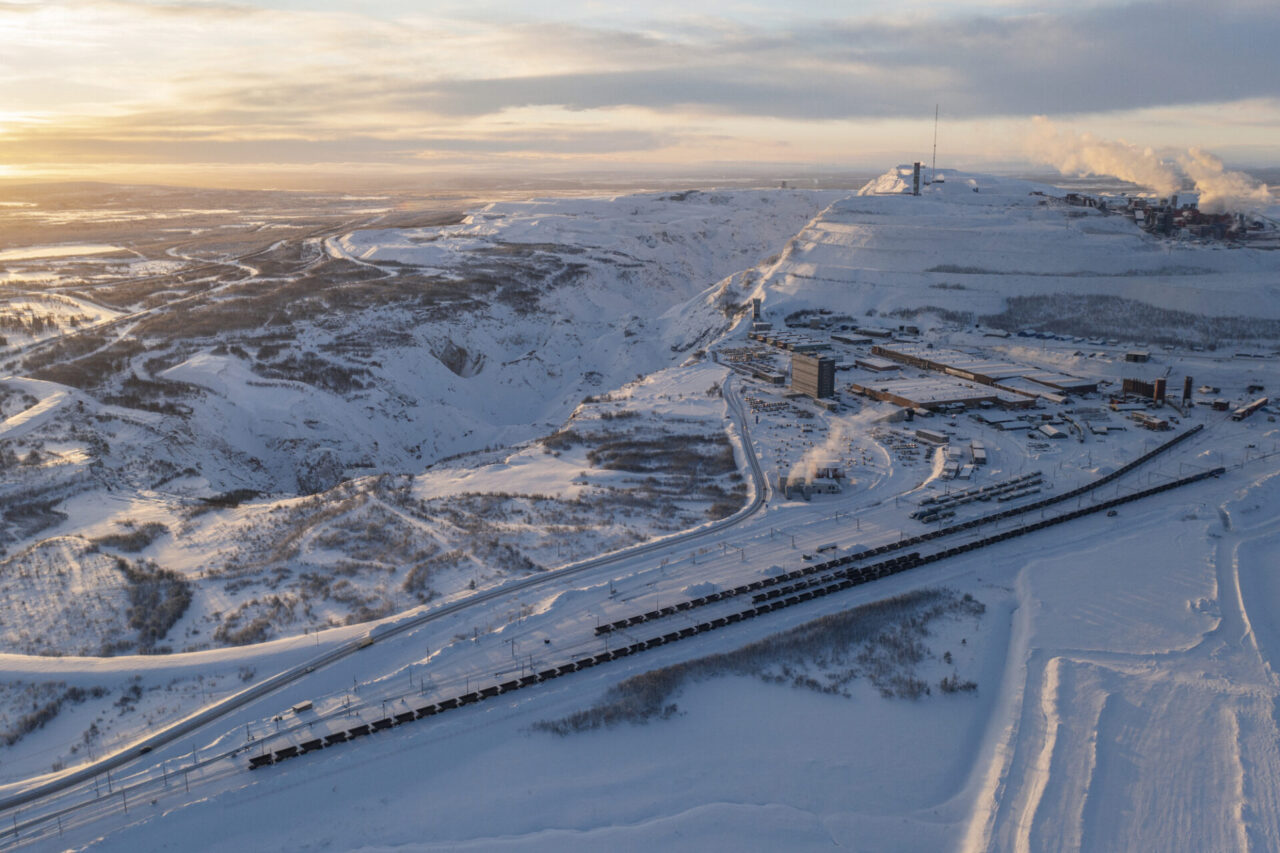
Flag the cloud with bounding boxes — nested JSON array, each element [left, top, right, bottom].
[[0, 0, 1278, 177], [0, 125, 674, 165], [395, 1, 1280, 120], [9, 0, 1279, 119], [395, 68, 908, 119], [407, 130, 676, 155]]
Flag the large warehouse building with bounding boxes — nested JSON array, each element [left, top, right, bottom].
[[847, 374, 1036, 410], [869, 343, 1099, 396]]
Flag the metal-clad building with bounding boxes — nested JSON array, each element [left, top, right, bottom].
[[854, 356, 901, 372], [1122, 378, 1155, 398], [791, 353, 836, 398], [871, 342, 1097, 395]]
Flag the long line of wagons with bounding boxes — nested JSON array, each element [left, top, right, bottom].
[[251, 425, 1218, 770]]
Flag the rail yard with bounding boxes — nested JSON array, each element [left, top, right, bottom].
[[1, 311, 1267, 846]]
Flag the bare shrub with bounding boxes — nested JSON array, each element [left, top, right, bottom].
[[541, 429, 578, 451], [1, 683, 107, 747], [114, 557, 192, 650], [983, 293, 1280, 345], [252, 351, 371, 395], [214, 595, 295, 645], [534, 588, 985, 735], [93, 521, 168, 553], [586, 432, 735, 476]]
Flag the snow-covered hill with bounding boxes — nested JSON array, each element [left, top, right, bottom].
[[4, 169, 1280, 852], [80, 188, 839, 498], [755, 165, 1280, 340], [0, 189, 839, 651]]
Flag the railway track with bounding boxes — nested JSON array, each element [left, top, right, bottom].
[[243, 460, 1224, 772], [0, 375, 766, 829], [0, 419, 1221, 844]]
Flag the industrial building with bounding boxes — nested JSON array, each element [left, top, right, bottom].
[[854, 356, 900, 373], [848, 372, 1036, 412], [1122, 377, 1155, 398], [970, 439, 988, 465], [1153, 377, 1167, 404], [869, 343, 1098, 396], [915, 428, 949, 445], [1039, 188, 1273, 243], [777, 469, 843, 500], [808, 477, 842, 495], [1132, 411, 1171, 430], [832, 332, 875, 346], [749, 329, 832, 354], [1131, 197, 1256, 240], [792, 353, 836, 399], [1121, 375, 1178, 406], [994, 376, 1067, 405], [1232, 397, 1269, 421]]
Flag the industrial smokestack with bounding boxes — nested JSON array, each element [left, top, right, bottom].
[[1183, 375, 1193, 406], [913, 163, 921, 196]]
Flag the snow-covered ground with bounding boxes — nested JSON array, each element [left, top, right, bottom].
[[761, 166, 1280, 335], [0, 188, 836, 652], [1, 168, 1279, 850], [16, 465, 1273, 852]]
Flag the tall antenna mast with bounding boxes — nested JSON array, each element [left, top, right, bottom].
[[931, 104, 939, 180]]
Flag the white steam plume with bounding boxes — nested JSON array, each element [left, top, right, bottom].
[[1028, 118, 1274, 214], [788, 420, 846, 487], [1175, 148, 1272, 214], [1028, 116, 1179, 197]]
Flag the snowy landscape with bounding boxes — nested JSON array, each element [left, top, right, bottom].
[[1, 161, 1279, 852]]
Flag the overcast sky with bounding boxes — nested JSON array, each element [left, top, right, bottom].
[[0, 0, 1276, 187]]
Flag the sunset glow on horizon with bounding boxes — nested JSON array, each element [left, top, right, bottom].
[[0, 0, 1277, 189]]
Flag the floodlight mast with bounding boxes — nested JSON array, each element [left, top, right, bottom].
[[931, 104, 939, 182]]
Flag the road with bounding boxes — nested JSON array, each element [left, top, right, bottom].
[[0, 332, 1238, 837], [0, 374, 767, 815], [0, 216, 392, 376], [0, 377, 1222, 834]]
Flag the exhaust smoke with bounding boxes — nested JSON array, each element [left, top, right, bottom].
[[1175, 148, 1272, 214], [1027, 118, 1273, 214], [1028, 116, 1179, 198]]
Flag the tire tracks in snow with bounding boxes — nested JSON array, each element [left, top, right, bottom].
[[968, 474, 1280, 851]]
